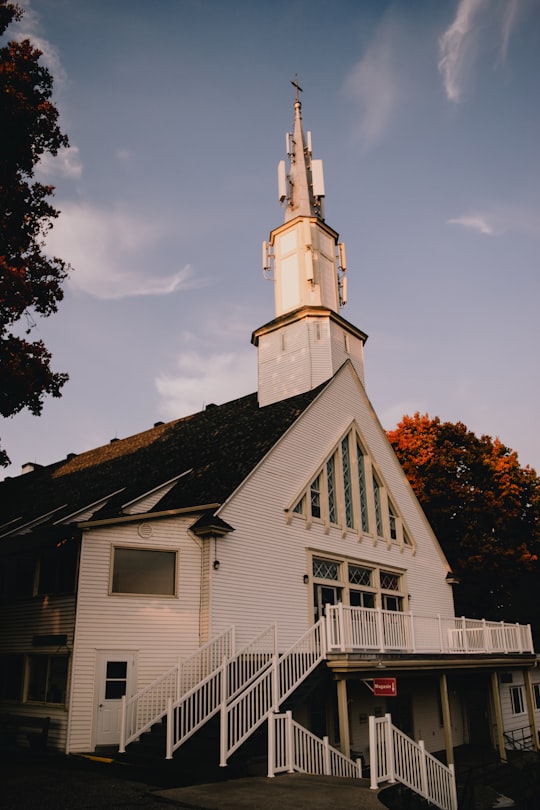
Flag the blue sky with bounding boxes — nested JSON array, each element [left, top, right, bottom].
[[2, 0, 539, 479]]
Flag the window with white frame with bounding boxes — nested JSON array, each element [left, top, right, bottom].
[[289, 428, 413, 550], [510, 685, 525, 715], [311, 554, 405, 612], [111, 547, 177, 596]]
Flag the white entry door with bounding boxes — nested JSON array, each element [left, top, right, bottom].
[[96, 652, 136, 746]]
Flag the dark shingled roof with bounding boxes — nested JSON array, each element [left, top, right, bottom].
[[0, 384, 327, 540]]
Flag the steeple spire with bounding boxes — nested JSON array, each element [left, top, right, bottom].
[[253, 88, 367, 408], [278, 82, 325, 222]]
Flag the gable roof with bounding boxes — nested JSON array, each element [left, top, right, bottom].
[[0, 385, 326, 541]]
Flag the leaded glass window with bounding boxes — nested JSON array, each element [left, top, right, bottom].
[[380, 571, 400, 591], [313, 558, 340, 581], [310, 475, 321, 519], [373, 475, 383, 537], [341, 436, 354, 528], [348, 564, 372, 586], [388, 504, 397, 541], [327, 455, 337, 524], [293, 496, 305, 514], [356, 443, 369, 533]]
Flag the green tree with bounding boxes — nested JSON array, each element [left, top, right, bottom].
[[387, 413, 540, 639], [0, 0, 70, 466]]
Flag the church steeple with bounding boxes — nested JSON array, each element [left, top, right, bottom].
[[252, 88, 367, 408]]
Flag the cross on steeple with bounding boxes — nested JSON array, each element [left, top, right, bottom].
[[290, 76, 303, 103]]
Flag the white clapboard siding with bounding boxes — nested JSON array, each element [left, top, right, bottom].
[[67, 516, 202, 753], [211, 363, 454, 649]]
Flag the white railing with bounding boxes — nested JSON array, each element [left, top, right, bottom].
[[369, 714, 457, 810], [120, 626, 235, 752], [268, 710, 362, 779], [166, 624, 277, 759], [220, 618, 326, 766], [326, 605, 534, 655]]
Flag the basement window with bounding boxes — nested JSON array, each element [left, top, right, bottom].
[[111, 547, 177, 596]]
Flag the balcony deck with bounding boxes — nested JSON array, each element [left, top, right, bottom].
[[324, 604, 534, 656]]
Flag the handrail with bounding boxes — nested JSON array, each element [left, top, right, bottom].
[[120, 626, 234, 752], [369, 714, 457, 810], [166, 623, 277, 758], [325, 605, 534, 655], [268, 710, 362, 779], [220, 619, 326, 765]]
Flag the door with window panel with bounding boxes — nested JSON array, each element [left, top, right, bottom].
[[312, 558, 342, 620], [95, 652, 135, 746]]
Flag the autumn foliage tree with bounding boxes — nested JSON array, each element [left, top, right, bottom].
[[0, 0, 69, 465], [388, 413, 540, 640]]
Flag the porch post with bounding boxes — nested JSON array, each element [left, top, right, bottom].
[[523, 669, 539, 752], [490, 671, 507, 762], [439, 672, 454, 766], [336, 678, 351, 758]]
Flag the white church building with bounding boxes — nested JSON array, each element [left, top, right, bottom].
[[0, 91, 538, 798]]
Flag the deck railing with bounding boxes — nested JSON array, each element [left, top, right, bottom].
[[120, 626, 235, 752], [369, 714, 458, 810], [326, 605, 534, 655], [268, 710, 362, 779]]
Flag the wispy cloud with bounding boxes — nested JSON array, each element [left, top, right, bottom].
[[13, 2, 67, 88], [342, 17, 400, 149], [37, 146, 83, 180], [155, 350, 255, 420], [45, 201, 204, 299], [448, 204, 540, 238], [448, 213, 499, 236], [438, 0, 523, 103]]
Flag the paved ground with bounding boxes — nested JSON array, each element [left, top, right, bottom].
[[0, 750, 386, 810]]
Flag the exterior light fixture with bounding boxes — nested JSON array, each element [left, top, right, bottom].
[[213, 560, 220, 570], [445, 571, 460, 585], [303, 574, 309, 584]]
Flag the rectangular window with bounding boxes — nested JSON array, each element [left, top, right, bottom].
[[356, 444, 369, 533], [112, 547, 177, 596], [312, 558, 340, 581], [37, 540, 78, 595], [510, 686, 525, 715], [341, 437, 354, 529], [0, 553, 35, 601], [327, 455, 337, 524], [26, 655, 68, 704], [0, 655, 24, 701], [534, 683, 540, 710], [310, 475, 321, 520], [388, 505, 397, 541]]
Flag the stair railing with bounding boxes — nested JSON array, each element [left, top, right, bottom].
[[119, 625, 235, 752], [165, 623, 277, 759], [369, 714, 458, 810], [268, 710, 362, 779], [220, 618, 326, 766]]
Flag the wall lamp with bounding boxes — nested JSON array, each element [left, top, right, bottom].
[[303, 574, 309, 584], [213, 560, 220, 570]]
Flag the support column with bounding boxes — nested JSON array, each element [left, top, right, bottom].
[[523, 669, 539, 752], [336, 678, 351, 758], [491, 672, 507, 762], [439, 672, 454, 766]]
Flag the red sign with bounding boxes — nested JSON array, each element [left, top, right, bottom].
[[373, 677, 397, 697]]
